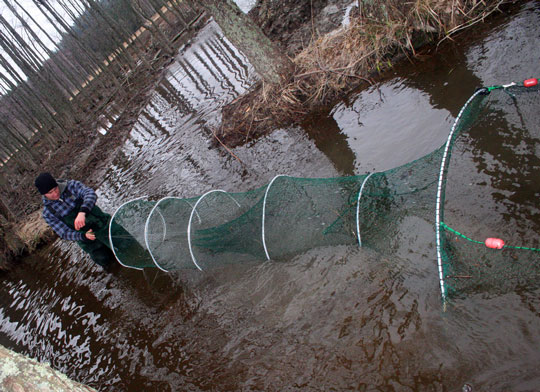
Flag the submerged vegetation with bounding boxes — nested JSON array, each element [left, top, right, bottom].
[[217, 0, 508, 146]]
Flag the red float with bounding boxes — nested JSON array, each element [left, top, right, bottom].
[[485, 237, 505, 249], [523, 78, 538, 87]]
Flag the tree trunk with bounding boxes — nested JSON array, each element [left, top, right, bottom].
[[198, 0, 294, 86]]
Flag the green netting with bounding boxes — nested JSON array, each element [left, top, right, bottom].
[[436, 82, 540, 301], [109, 80, 540, 303], [109, 198, 157, 269]]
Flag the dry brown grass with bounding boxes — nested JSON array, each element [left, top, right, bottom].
[[1, 210, 54, 269], [217, 0, 507, 146], [13, 210, 54, 252]]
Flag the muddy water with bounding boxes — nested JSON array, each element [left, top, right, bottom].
[[2, 2, 540, 391]]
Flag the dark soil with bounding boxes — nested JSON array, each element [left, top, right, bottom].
[[249, 0, 356, 56], [213, 0, 363, 147]]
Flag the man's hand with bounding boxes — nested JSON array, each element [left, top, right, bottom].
[[85, 229, 96, 241], [74, 212, 86, 230]]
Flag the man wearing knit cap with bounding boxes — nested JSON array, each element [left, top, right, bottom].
[[35, 172, 115, 270]]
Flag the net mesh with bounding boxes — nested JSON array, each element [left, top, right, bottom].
[[437, 82, 540, 299], [109, 81, 540, 302]]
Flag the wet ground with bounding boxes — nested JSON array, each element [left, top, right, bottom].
[[1, 2, 539, 391]]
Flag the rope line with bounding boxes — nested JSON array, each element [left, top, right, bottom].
[[440, 223, 483, 244], [441, 222, 540, 252]]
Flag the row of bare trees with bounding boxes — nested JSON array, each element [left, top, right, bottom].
[[0, 0, 299, 267], [0, 0, 204, 219], [0, 0, 295, 223], [1, 0, 202, 160]]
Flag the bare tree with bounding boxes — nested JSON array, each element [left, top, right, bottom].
[[198, 0, 294, 86], [0, 0, 208, 218]]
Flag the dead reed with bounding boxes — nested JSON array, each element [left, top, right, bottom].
[[217, 0, 507, 146]]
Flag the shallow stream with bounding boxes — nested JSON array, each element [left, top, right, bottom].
[[1, 2, 539, 391]]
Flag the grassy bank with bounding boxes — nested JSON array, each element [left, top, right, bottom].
[[217, 0, 508, 145], [0, 211, 53, 270]]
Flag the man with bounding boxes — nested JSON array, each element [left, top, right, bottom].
[[35, 172, 115, 269]]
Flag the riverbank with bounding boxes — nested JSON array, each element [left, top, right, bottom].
[[0, 59, 172, 270], [216, 0, 509, 146], [1, 0, 514, 269]]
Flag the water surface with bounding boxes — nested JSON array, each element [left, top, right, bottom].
[[1, 3, 539, 391]]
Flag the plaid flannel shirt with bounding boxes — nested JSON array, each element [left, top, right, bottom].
[[42, 180, 97, 241]]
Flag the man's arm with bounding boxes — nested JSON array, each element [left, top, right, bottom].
[[68, 180, 97, 231], [43, 208, 86, 241], [68, 180, 97, 213]]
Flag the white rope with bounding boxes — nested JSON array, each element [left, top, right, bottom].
[[261, 175, 288, 260], [435, 88, 485, 304], [143, 197, 202, 272], [187, 190, 241, 271], [108, 196, 147, 271], [145, 197, 180, 272], [356, 172, 376, 247]]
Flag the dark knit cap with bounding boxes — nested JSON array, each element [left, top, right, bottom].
[[35, 172, 58, 195]]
